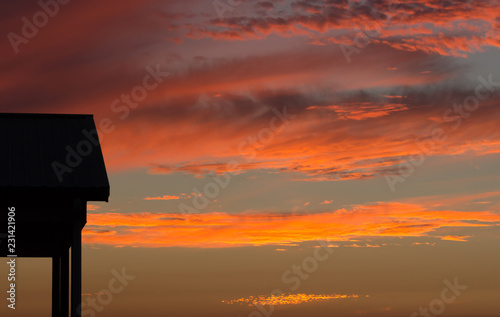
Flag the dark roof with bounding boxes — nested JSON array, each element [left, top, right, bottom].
[[0, 113, 110, 202]]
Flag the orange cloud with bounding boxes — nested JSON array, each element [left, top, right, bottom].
[[307, 102, 409, 120], [144, 195, 181, 200], [440, 235, 472, 242], [411, 242, 436, 246], [375, 34, 492, 58], [113, 84, 500, 182], [320, 200, 333, 205], [150, 99, 500, 181], [82, 202, 500, 248], [404, 190, 500, 211]]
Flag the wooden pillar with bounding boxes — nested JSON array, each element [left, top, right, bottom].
[[61, 247, 70, 316], [52, 255, 61, 317]]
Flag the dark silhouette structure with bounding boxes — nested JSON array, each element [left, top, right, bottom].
[[0, 113, 110, 317]]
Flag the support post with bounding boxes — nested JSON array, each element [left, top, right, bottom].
[[71, 228, 81, 317], [61, 247, 69, 317], [52, 255, 61, 317], [71, 199, 84, 317]]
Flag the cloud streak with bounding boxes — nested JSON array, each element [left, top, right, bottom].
[[83, 201, 500, 248], [144, 195, 181, 200]]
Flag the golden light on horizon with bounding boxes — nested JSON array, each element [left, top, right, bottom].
[[221, 293, 365, 306]]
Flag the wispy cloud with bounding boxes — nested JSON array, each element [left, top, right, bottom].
[[440, 235, 472, 242], [320, 200, 333, 205], [184, 0, 500, 56], [87, 204, 101, 211], [144, 195, 181, 200], [306, 102, 408, 120], [83, 201, 500, 248]]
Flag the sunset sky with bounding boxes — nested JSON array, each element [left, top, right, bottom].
[[1, 0, 500, 316]]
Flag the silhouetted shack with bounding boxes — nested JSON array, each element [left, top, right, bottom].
[[0, 113, 110, 317]]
